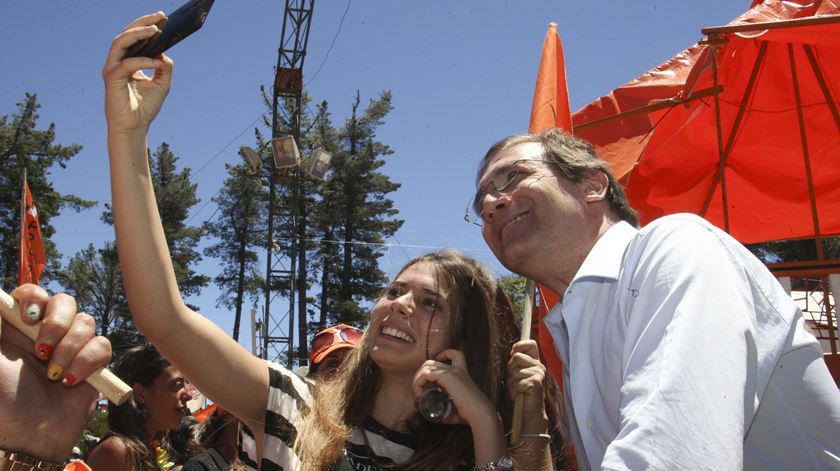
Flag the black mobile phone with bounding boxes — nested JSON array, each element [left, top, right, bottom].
[[125, 0, 215, 58]]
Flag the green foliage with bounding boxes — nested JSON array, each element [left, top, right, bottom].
[[264, 89, 403, 337], [67, 142, 205, 348], [75, 407, 109, 454], [313, 91, 403, 328], [57, 242, 139, 351], [747, 237, 840, 263], [101, 142, 209, 302], [203, 162, 268, 340], [0, 93, 94, 287], [148, 143, 210, 299], [500, 275, 527, 324]]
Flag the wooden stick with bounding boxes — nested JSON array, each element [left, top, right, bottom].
[[510, 279, 536, 445], [0, 288, 132, 405]]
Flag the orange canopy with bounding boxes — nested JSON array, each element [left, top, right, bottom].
[[573, 0, 840, 245]]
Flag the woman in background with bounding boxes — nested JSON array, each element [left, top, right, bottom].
[[87, 343, 194, 471]]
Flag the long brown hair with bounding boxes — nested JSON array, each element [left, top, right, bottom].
[[105, 343, 172, 471], [296, 250, 518, 469]]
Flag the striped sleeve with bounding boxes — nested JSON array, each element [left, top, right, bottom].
[[238, 361, 314, 470]]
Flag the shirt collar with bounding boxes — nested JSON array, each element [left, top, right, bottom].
[[570, 220, 637, 283]]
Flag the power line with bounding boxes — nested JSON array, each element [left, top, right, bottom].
[[192, 111, 268, 178], [271, 235, 492, 253], [304, 0, 351, 87], [184, 112, 268, 225]]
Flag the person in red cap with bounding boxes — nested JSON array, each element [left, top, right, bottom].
[[308, 324, 363, 380]]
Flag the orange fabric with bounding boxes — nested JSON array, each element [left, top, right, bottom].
[[535, 284, 564, 388], [528, 23, 573, 385], [571, 0, 840, 244], [529, 23, 573, 134], [193, 403, 219, 423], [63, 460, 93, 471], [18, 180, 45, 286]]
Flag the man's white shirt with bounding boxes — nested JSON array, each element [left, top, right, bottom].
[[544, 214, 840, 470]]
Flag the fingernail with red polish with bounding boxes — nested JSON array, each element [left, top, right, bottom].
[[61, 373, 77, 387], [36, 343, 54, 361]]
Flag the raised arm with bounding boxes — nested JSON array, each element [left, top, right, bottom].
[[102, 12, 268, 443]]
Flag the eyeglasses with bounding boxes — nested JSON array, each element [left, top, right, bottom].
[[310, 325, 364, 362], [464, 158, 556, 226]]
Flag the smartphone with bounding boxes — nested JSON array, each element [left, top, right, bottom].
[[125, 0, 215, 58]]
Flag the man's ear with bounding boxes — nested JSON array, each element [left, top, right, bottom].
[[580, 170, 609, 203]]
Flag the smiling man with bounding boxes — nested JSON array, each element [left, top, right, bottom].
[[471, 129, 840, 470]]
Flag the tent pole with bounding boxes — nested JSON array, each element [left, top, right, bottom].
[[702, 13, 840, 36], [803, 44, 840, 134], [704, 40, 767, 231], [573, 86, 722, 131], [788, 43, 824, 261], [708, 40, 729, 232], [802, 44, 840, 355]]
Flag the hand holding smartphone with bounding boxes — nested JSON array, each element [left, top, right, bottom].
[[125, 0, 215, 58]]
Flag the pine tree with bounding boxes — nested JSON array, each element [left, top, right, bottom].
[[252, 88, 402, 357], [307, 101, 342, 331], [149, 143, 210, 298], [57, 242, 138, 351], [0, 93, 94, 287], [314, 91, 403, 326], [203, 162, 268, 341], [102, 142, 209, 302]]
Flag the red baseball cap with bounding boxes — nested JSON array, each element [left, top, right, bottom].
[[309, 324, 363, 366]]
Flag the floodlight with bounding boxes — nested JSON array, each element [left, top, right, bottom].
[[238, 146, 262, 175], [305, 148, 332, 180], [270, 136, 300, 169]]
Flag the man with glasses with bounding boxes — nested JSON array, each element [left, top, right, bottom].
[[470, 129, 840, 470]]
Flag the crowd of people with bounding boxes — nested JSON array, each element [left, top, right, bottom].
[[1, 9, 839, 471]]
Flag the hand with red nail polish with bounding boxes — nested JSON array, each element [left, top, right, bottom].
[[36, 342, 54, 361], [1, 284, 113, 463]]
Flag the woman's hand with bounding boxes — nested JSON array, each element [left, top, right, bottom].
[[413, 349, 508, 466], [412, 349, 498, 428], [102, 11, 173, 135], [0, 285, 112, 463]]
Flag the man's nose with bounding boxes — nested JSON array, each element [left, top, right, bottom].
[[481, 191, 511, 223]]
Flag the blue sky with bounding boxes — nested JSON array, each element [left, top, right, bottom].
[[1, 1, 748, 353]]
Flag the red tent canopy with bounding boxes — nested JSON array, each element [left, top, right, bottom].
[[573, 0, 840, 246]]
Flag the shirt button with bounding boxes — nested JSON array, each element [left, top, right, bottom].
[[586, 419, 592, 429]]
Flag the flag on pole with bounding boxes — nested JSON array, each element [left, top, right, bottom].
[[528, 23, 579, 468], [527, 23, 573, 386], [19, 172, 46, 286], [529, 22, 573, 135]]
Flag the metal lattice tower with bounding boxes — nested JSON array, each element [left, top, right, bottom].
[[261, 0, 315, 367]]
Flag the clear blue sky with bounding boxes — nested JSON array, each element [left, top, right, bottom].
[[1, 1, 748, 353]]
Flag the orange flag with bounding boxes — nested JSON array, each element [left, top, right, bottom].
[[19, 176, 46, 286], [527, 23, 572, 386], [529, 22, 573, 135]]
